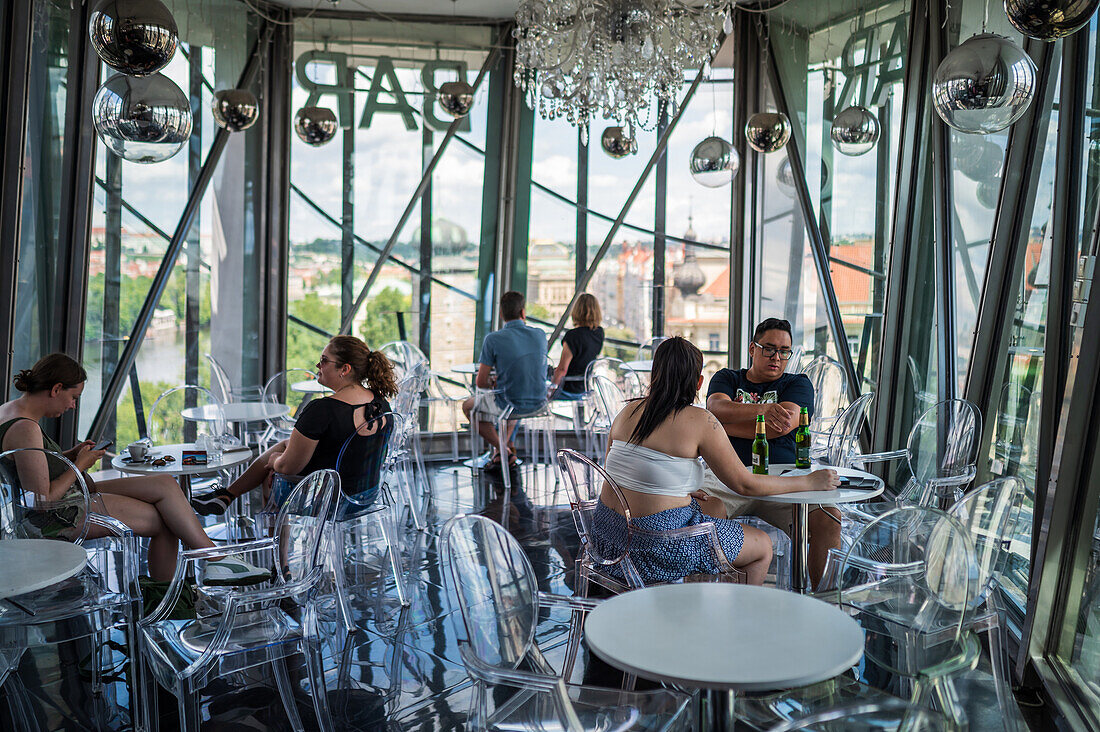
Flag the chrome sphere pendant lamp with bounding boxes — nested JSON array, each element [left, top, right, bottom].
[[1003, 0, 1100, 41], [294, 106, 338, 146], [932, 0, 1037, 137], [92, 73, 192, 163], [830, 105, 880, 156], [745, 112, 791, 153], [212, 89, 259, 132], [89, 0, 178, 76], [601, 125, 638, 158]]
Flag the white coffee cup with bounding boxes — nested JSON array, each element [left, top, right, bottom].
[[127, 442, 149, 461]]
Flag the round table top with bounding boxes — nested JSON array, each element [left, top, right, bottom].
[[0, 539, 87, 600], [181, 402, 289, 423], [584, 583, 864, 691], [754, 464, 885, 505], [289, 379, 332, 394], [111, 443, 253, 477], [451, 363, 480, 374], [623, 359, 653, 372]]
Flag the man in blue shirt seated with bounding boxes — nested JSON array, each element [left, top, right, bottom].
[[462, 291, 548, 467], [703, 317, 841, 589]]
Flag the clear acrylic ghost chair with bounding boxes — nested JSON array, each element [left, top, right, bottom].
[[765, 699, 949, 731], [584, 358, 642, 458], [814, 392, 875, 467], [148, 385, 231, 503], [205, 352, 263, 403], [802, 357, 849, 434], [389, 372, 430, 531], [0, 448, 142, 729], [440, 514, 693, 731], [635, 337, 668, 361], [831, 506, 982, 729], [379, 340, 427, 379], [818, 480, 1026, 730], [558, 449, 746, 597], [857, 399, 983, 507], [783, 346, 805, 374], [329, 411, 413, 626], [470, 352, 559, 511], [260, 368, 321, 447], [139, 469, 339, 732], [147, 384, 227, 447]]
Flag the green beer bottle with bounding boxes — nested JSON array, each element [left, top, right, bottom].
[[752, 414, 769, 474], [795, 406, 812, 469]]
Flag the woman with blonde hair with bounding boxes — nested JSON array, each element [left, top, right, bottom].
[[192, 335, 398, 515], [550, 293, 604, 400]]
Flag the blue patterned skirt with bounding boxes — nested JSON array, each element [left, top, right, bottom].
[[591, 498, 746, 584]]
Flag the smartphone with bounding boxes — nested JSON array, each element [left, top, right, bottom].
[[93, 439, 113, 451]]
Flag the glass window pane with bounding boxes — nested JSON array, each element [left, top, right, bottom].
[[81, 3, 257, 442]]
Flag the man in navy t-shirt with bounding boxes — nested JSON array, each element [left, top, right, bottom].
[[703, 317, 841, 589]]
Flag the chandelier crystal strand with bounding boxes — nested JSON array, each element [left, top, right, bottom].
[[514, 0, 730, 132]]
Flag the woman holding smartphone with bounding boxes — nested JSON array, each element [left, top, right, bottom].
[[0, 353, 269, 584]]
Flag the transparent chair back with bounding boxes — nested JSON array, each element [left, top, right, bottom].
[[783, 345, 805, 374], [441, 514, 541, 670], [837, 506, 978, 674], [802, 356, 849, 423], [635, 336, 668, 361], [379, 340, 428, 379], [557, 448, 633, 575], [585, 357, 643, 400], [336, 411, 399, 514], [262, 368, 319, 433], [904, 398, 983, 503], [557, 448, 744, 591], [766, 699, 949, 731], [147, 384, 226, 446], [822, 392, 875, 468], [590, 374, 630, 428], [490, 350, 551, 418], [0, 448, 92, 543], [205, 352, 262, 403], [947, 477, 1025, 607], [275, 469, 341, 583]]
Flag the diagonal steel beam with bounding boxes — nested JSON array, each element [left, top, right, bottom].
[[338, 46, 501, 336], [548, 66, 708, 345], [765, 38, 862, 406], [87, 22, 275, 440]]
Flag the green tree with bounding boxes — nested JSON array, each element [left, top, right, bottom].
[[287, 293, 339, 370], [359, 287, 412, 348]]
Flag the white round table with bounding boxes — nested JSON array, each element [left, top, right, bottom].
[[289, 379, 332, 394], [623, 359, 653, 372], [111, 443, 254, 498], [181, 402, 289, 424], [451, 363, 480, 375], [759, 464, 885, 593], [0, 539, 88, 600], [584, 584, 864, 727]]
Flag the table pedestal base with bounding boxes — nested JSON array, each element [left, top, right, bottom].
[[701, 689, 737, 731], [792, 504, 810, 593]]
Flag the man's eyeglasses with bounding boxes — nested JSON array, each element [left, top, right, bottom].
[[753, 342, 794, 360]]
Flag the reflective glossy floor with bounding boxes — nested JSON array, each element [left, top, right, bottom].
[[0, 458, 1040, 730]]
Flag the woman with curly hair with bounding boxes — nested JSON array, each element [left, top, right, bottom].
[[192, 335, 398, 515]]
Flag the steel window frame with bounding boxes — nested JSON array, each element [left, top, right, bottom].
[[87, 23, 276, 440]]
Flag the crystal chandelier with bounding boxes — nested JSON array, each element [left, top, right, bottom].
[[513, 0, 730, 133]]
